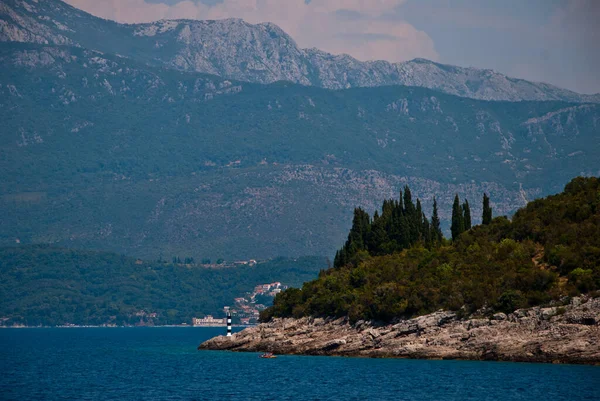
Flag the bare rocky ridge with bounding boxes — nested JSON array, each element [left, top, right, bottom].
[[200, 296, 600, 365], [1, 0, 599, 103]]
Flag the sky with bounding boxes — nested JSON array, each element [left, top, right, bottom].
[[63, 0, 600, 94]]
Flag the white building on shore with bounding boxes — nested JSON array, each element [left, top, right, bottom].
[[192, 315, 226, 327]]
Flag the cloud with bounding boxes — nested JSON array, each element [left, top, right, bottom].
[[544, 0, 600, 93], [63, 0, 438, 63]]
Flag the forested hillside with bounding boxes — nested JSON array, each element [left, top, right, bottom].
[[2, 42, 599, 259], [0, 246, 325, 326], [262, 177, 600, 323]]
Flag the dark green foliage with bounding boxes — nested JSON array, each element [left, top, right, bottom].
[[262, 177, 600, 323], [431, 197, 443, 244], [483, 193, 493, 225], [496, 290, 526, 314], [463, 199, 472, 230], [511, 176, 600, 277], [451, 194, 465, 240], [333, 187, 436, 268], [1, 42, 600, 260], [0, 246, 326, 326]]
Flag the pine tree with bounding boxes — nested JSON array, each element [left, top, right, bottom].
[[451, 194, 465, 241], [482, 193, 492, 225], [462, 199, 472, 230], [431, 197, 443, 244]]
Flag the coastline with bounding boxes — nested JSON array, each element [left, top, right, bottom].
[[199, 296, 600, 365], [0, 324, 256, 329]]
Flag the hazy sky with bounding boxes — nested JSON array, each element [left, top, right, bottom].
[[64, 0, 600, 94]]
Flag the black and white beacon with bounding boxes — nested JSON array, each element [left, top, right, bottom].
[[226, 310, 232, 337]]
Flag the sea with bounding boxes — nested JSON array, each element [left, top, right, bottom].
[[1, 328, 598, 401]]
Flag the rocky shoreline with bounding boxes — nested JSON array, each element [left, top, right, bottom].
[[200, 296, 600, 365]]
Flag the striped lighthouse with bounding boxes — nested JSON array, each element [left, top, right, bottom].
[[226, 310, 232, 337]]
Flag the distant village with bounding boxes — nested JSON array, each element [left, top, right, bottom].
[[192, 282, 288, 326], [0, 257, 288, 328], [126, 280, 288, 327]]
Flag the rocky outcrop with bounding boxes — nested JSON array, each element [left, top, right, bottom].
[[2, 0, 599, 103], [200, 296, 600, 365]]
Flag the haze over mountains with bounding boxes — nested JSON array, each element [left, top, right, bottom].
[[1, 0, 599, 259]]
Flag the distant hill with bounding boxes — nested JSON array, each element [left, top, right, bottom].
[[1, 0, 600, 260], [1, 42, 599, 259], [1, 0, 599, 103], [0, 245, 326, 326], [262, 177, 600, 323]]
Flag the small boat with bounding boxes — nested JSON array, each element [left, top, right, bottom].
[[259, 352, 277, 359]]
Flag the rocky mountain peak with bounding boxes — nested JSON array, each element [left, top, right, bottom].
[[1, 0, 598, 103]]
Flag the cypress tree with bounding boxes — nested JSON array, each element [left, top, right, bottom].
[[382, 199, 394, 221], [398, 214, 410, 249], [396, 190, 404, 217], [451, 194, 465, 241], [422, 212, 432, 248], [403, 186, 415, 217], [415, 199, 423, 241], [335, 245, 349, 268], [348, 207, 370, 252], [367, 218, 389, 256], [462, 199, 472, 230], [482, 193, 492, 225], [431, 197, 443, 244]]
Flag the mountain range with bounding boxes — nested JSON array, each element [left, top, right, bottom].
[[1, 0, 599, 259], [2, 0, 599, 103]]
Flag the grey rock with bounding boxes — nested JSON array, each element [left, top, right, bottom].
[[2, 0, 599, 103], [467, 319, 490, 330], [322, 339, 347, 351], [200, 297, 600, 364], [492, 313, 507, 321], [540, 308, 557, 320]]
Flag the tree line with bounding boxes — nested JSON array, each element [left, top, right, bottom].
[[334, 186, 493, 268], [262, 177, 600, 323], [0, 247, 326, 327]]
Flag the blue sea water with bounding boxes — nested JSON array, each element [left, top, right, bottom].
[[0, 328, 598, 401]]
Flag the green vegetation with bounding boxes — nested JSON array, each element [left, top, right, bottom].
[[482, 193, 493, 225], [0, 246, 326, 326], [1, 43, 599, 260], [333, 186, 438, 269], [261, 177, 600, 323]]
